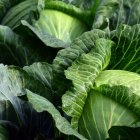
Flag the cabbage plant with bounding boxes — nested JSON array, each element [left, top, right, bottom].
[[0, 0, 140, 140]]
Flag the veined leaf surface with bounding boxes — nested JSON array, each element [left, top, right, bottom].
[[1, 0, 38, 29], [78, 70, 140, 140], [62, 38, 113, 129], [22, 1, 91, 48], [108, 24, 140, 74], [79, 89, 139, 140]]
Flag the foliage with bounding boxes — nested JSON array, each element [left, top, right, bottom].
[[0, 0, 140, 140]]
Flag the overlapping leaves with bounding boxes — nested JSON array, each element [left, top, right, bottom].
[[0, 25, 48, 66], [93, 0, 140, 30], [1, 0, 38, 30], [78, 70, 140, 140], [1, 0, 140, 140], [62, 38, 113, 129]]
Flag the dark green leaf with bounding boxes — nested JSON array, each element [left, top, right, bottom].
[[108, 126, 140, 140], [93, 0, 140, 30], [27, 90, 87, 140], [108, 24, 140, 73], [1, 0, 38, 30], [0, 125, 9, 140], [0, 0, 25, 21], [0, 25, 48, 66]]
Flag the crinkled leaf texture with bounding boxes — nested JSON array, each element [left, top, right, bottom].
[[62, 38, 113, 129], [53, 29, 108, 75], [52, 29, 109, 97], [26, 90, 87, 140], [78, 70, 140, 140]]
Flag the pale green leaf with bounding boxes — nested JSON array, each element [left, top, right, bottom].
[[79, 89, 139, 140], [95, 70, 140, 115], [22, 1, 91, 48], [78, 70, 140, 140]]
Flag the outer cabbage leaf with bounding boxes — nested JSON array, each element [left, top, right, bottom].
[[93, 0, 140, 30], [109, 0, 140, 30], [63, 0, 118, 18], [0, 64, 52, 101], [108, 24, 140, 74], [23, 62, 58, 101], [78, 70, 140, 140], [92, 0, 118, 29], [23, 62, 53, 93], [0, 63, 53, 125], [23, 62, 66, 105], [0, 64, 58, 139], [0, 0, 25, 21], [62, 38, 113, 129], [0, 25, 48, 66], [61, 0, 93, 9], [1, 0, 38, 30], [26, 90, 87, 140]]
